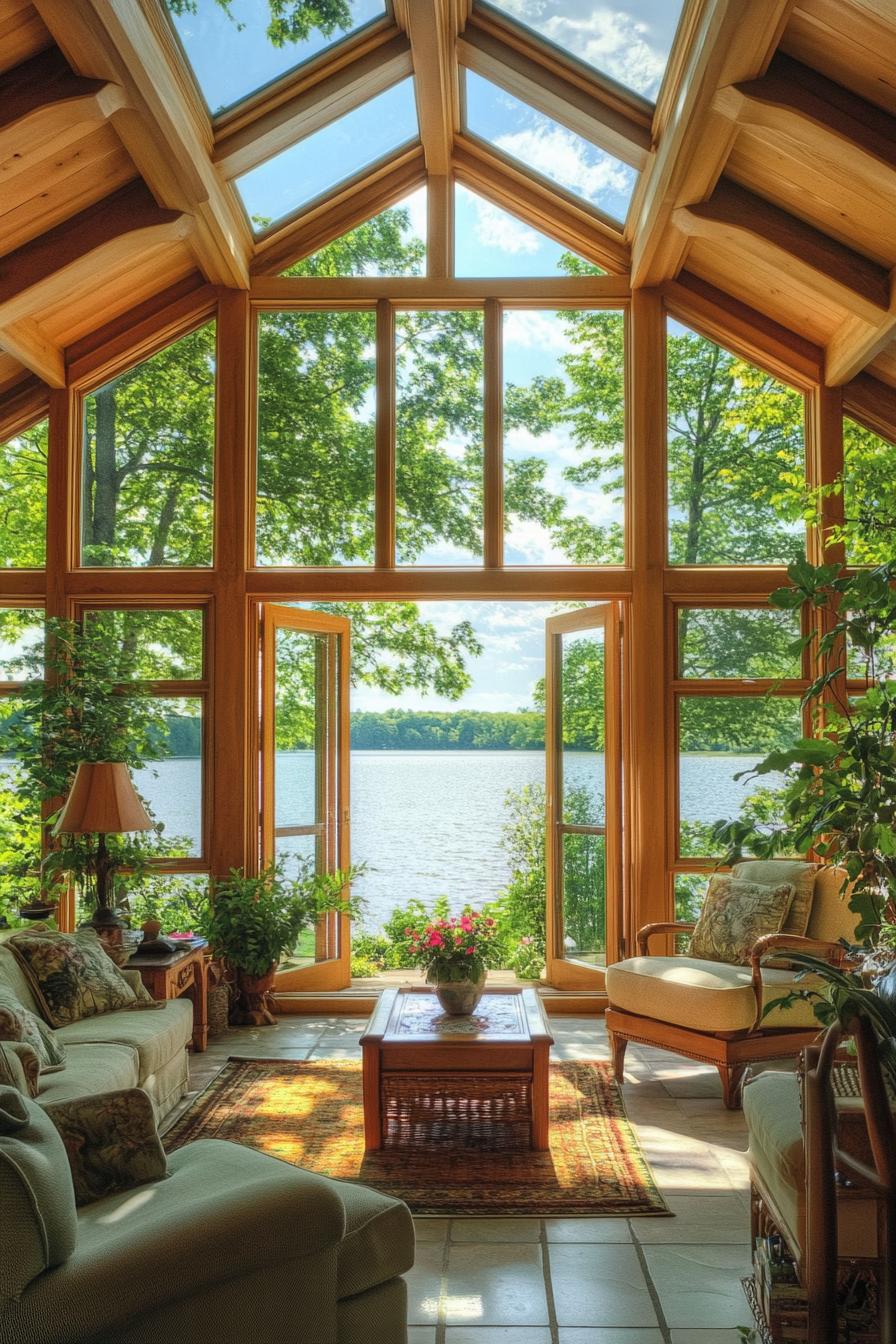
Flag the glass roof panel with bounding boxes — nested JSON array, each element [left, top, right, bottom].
[[165, 0, 388, 116], [485, 0, 686, 102], [283, 188, 427, 275], [455, 184, 600, 276], [236, 78, 418, 232], [464, 71, 636, 223]]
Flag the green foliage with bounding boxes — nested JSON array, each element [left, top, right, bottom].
[[206, 857, 361, 977], [349, 709, 545, 751], [165, 0, 352, 48], [492, 783, 548, 977], [712, 559, 896, 938], [0, 422, 47, 567]]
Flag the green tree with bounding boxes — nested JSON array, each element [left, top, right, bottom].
[[165, 0, 353, 47], [0, 422, 47, 567]]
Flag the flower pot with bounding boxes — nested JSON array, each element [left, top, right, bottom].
[[141, 918, 162, 942], [237, 965, 277, 1026], [433, 973, 486, 1016]]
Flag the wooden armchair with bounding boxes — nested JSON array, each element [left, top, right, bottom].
[[744, 1016, 896, 1344], [605, 860, 858, 1108]]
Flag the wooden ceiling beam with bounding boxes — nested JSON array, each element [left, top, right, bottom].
[[825, 305, 896, 388], [674, 181, 891, 325], [213, 33, 413, 181], [457, 22, 650, 170], [843, 372, 896, 444], [0, 46, 127, 162], [630, 0, 795, 286], [32, 0, 252, 288], [0, 320, 65, 388], [714, 54, 896, 201], [0, 182, 193, 329], [0, 376, 49, 443], [393, 0, 463, 174], [454, 134, 629, 273], [252, 146, 426, 277]]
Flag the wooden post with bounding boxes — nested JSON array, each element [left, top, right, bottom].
[[427, 175, 453, 280], [627, 289, 669, 947]]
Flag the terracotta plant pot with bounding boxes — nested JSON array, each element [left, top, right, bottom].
[[433, 973, 486, 1016], [237, 965, 277, 1026], [141, 919, 162, 941]]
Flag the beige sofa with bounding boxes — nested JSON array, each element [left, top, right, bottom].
[[0, 942, 192, 1120]]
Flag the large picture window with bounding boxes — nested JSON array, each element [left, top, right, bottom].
[[667, 321, 806, 565], [81, 324, 215, 568]]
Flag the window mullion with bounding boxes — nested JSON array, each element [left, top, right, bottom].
[[483, 297, 503, 569], [375, 299, 396, 569]]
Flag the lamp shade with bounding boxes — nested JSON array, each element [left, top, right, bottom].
[[54, 762, 154, 836]]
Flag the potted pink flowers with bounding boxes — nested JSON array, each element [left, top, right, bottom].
[[402, 908, 503, 1014]]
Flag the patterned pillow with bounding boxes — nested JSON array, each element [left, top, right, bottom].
[[8, 928, 137, 1028], [0, 1040, 40, 1097], [689, 876, 796, 965], [43, 1088, 168, 1206], [0, 985, 67, 1071]]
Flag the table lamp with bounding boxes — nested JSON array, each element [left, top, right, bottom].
[[54, 761, 154, 932]]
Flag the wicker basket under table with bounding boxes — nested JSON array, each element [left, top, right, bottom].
[[360, 987, 554, 1152]]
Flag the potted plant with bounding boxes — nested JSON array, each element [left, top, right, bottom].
[[206, 857, 361, 1024], [711, 558, 896, 940], [400, 908, 504, 1014]]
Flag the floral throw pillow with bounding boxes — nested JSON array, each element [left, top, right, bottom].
[[8, 928, 136, 1028], [689, 876, 796, 966], [44, 1088, 168, 1206], [0, 985, 67, 1071]]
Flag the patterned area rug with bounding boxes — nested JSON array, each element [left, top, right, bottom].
[[165, 1058, 669, 1217]]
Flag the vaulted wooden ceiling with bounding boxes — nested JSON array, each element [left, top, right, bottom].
[[1, 0, 895, 431]]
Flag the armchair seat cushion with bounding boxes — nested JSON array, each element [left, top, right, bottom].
[[335, 1179, 415, 1300], [606, 956, 822, 1033], [55, 1000, 192, 1081]]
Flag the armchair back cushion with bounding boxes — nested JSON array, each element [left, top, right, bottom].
[[0, 1085, 76, 1305], [805, 865, 859, 944], [689, 875, 795, 965], [732, 860, 817, 935]]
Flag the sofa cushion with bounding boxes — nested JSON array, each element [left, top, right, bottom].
[[35, 1043, 140, 1104], [0, 985, 67, 1072], [606, 956, 821, 1033], [335, 1180, 414, 1301], [743, 1070, 804, 1250], [733, 859, 818, 936], [8, 928, 137, 1028], [0, 943, 43, 1017], [689, 875, 795, 965], [0, 1085, 77, 1304], [55, 999, 193, 1082]]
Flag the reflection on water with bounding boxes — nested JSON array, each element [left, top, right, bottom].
[[124, 749, 777, 932]]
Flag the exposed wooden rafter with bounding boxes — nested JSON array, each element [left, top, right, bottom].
[[674, 181, 891, 326], [213, 30, 413, 181], [393, 0, 466, 175], [630, 0, 795, 286], [844, 372, 896, 445], [454, 134, 629, 273], [32, 0, 252, 288], [0, 45, 127, 163], [457, 18, 651, 170], [0, 181, 192, 384]]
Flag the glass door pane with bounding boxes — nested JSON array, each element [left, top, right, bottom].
[[261, 606, 351, 991], [545, 605, 621, 989]]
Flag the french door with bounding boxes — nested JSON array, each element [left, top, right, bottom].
[[261, 605, 352, 991], [544, 604, 623, 990]]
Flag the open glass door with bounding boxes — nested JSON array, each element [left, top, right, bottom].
[[545, 605, 623, 990], [261, 605, 351, 991]]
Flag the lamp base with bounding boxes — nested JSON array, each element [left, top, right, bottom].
[[84, 905, 126, 930]]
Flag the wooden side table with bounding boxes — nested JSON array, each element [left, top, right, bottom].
[[360, 987, 553, 1152], [128, 943, 209, 1052]]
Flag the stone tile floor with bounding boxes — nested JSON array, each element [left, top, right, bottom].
[[179, 1015, 767, 1344]]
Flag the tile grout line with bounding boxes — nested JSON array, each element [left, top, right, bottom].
[[631, 1228, 673, 1344], [434, 1219, 451, 1344], [538, 1218, 561, 1344]]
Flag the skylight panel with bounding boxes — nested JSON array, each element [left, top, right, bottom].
[[464, 71, 636, 224], [166, 0, 388, 115], [485, 0, 686, 102], [455, 184, 600, 277], [236, 79, 419, 232]]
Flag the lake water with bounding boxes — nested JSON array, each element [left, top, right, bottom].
[[129, 750, 777, 932]]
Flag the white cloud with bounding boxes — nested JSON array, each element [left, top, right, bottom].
[[503, 310, 569, 352], [495, 123, 634, 207], [471, 196, 541, 255]]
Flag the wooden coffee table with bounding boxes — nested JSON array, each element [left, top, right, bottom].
[[360, 987, 553, 1152]]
